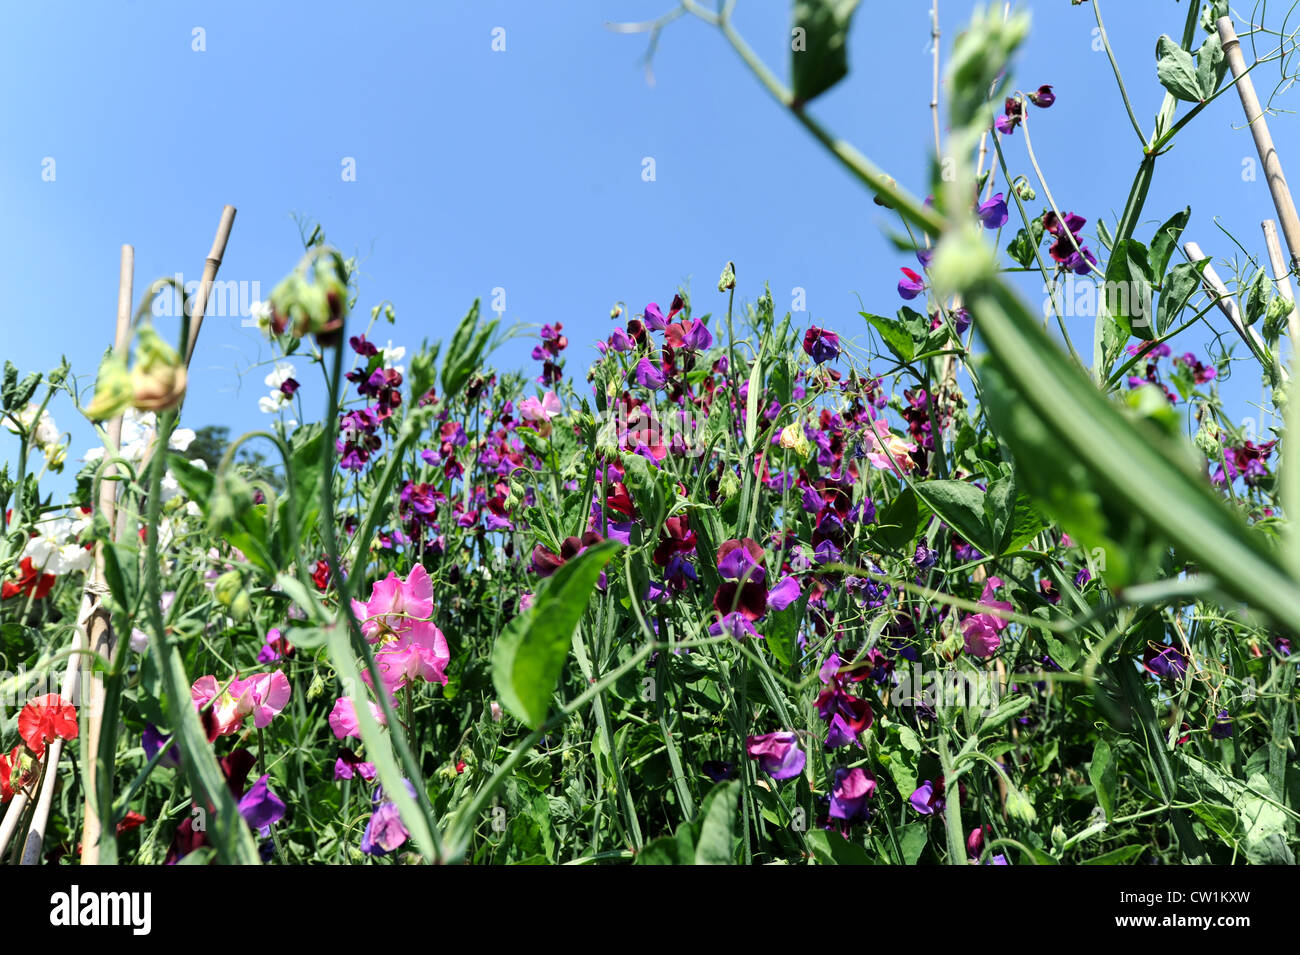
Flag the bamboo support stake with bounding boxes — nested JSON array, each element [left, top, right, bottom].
[[185, 205, 237, 365], [1219, 17, 1300, 273], [1262, 219, 1300, 346], [1183, 241, 1286, 381], [77, 245, 134, 864], [19, 628, 85, 864]]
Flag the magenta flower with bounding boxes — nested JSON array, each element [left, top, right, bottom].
[[746, 731, 806, 781]]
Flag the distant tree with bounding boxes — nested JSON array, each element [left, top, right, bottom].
[[187, 425, 229, 471], [187, 423, 283, 493]]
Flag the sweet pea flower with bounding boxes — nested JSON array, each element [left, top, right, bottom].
[[898, 267, 926, 300], [802, 327, 841, 364], [976, 193, 1009, 230], [745, 731, 806, 781], [910, 779, 944, 815], [329, 696, 389, 740], [635, 357, 667, 390], [350, 565, 450, 690], [17, 694, 78, 758], [962, 576, 1013, 659], [238, 774, 286, 835], [829, 767, 877, 822]]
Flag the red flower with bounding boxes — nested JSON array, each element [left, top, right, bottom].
[[116, 811, 148, 834], [18, 694, 78, 758], [1, 556, 56, 601], [0, 745, 33, 802], [312, 559, 331, 590]]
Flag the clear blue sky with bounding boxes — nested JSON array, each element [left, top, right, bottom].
[[2, 1, 1292, 493]]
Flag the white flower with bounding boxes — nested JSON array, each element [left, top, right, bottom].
[[21, 516, 90, 575], [83, 411, 195, 465], [259, 363, 296, 413], [264, 363, 297, 390], [4, 403, 59, 449]]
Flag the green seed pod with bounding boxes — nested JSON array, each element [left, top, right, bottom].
[[306, 670, 326, 702]]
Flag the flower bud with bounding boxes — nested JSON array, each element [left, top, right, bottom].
[[84, 352, 134, 421]]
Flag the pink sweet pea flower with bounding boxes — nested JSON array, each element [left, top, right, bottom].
[[191, 670, 291, 736], [861, 419, 918, 474], [519, 391, 562, 436], [328, 696, 389, 740], [350, 564, 434, 642], [350, 566, 450, 691], [962, 576, 1013, 658]]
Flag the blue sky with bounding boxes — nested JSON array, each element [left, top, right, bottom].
[[2, 1, 1293, 494]]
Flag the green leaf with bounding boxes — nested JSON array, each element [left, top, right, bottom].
[[1081, 845, 1144, 865], [491, 539, 622, 728], [860, 311, 914, 363], [1089, 739, 1116, 822], [693, 781, 740, 865], [1148, 207, 1190, 281], [872, 486, 930, 552], [1155, 34, 1203, 102], [441, 300, 498, 400], [806, 828, 876, 864], [1195, 32, 1227, 100], [1243, 267, 1271, 327], [984, 469, 1016, 552], [913, 479, 990, 555], [896, 822, 928, 864], [790, 0, 862, 105], [1006, 223, 1044, 269], [1156, 260, 1206, 335], [967, 277, 1300, 628], [1101, 239, 1154, 340]]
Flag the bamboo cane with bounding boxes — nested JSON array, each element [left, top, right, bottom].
[[77, 245, 134, 864], [1219, 17, 1300, 273], [1183, 241, 1285, 381], [185, 205, 237, 366]]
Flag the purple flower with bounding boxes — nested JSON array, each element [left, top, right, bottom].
[[702, 760, 735, 782], [643, 302, 668, 331], [1211, 709, 1233, 739], [1144, 645, 1187, 679], [898, 267, 926, 300], [976, 193, 1009, 230], [360, 779, 416, 856], [1027, 84, 1055, 108], [829, 767, 876, 822], [142, 723, 180, 769], [238, 774, 286, 835], [909, 779, 944, 815], [709, 611, 760, 641], [635, 357, 667, 390], [746, 731, 806, 781], [802, 327, 841, 364], [767, 576, 801, 611]]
